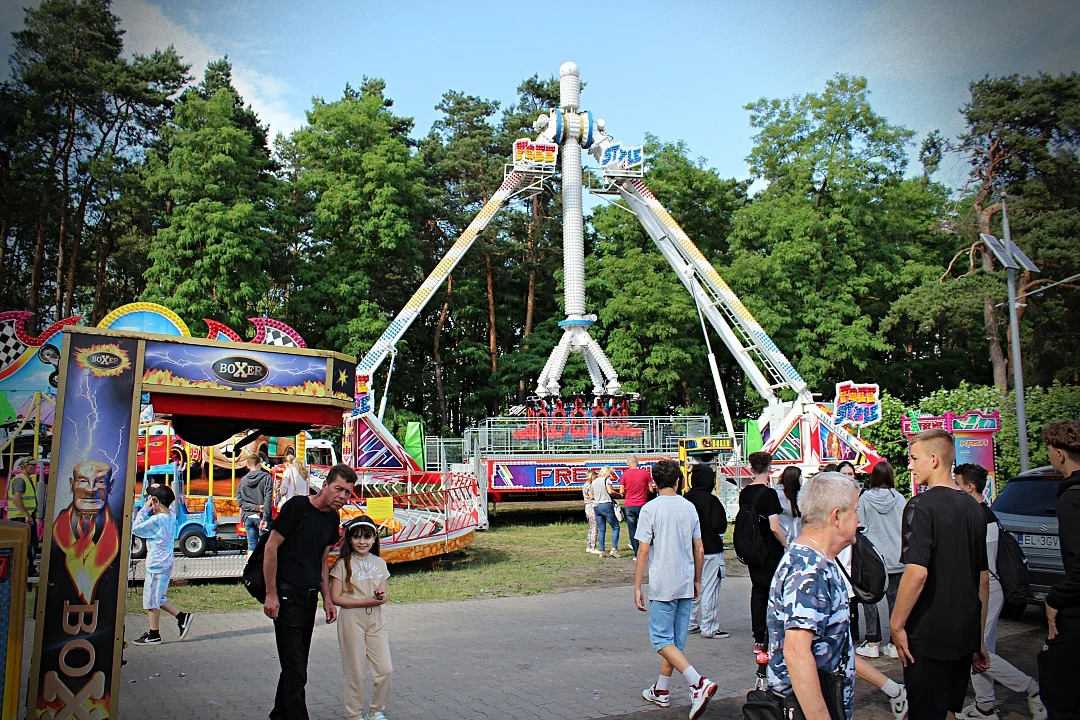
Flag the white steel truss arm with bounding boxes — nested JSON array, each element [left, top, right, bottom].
[[615, 178, 812, 404], [357, 171, 527, 379]]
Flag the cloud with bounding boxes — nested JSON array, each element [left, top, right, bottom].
[[112, 0, 304, 140]]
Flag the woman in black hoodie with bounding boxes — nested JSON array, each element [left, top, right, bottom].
[[685, 458, 729, 638]]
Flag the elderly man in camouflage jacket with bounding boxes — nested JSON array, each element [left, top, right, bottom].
[[766, 472, 861, 720]]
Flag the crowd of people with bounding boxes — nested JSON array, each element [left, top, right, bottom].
[[734, 420, 1080, 720], [593, 419, 1079, 720], [117, 419, 1080, 720]]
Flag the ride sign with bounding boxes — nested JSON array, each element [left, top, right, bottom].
[[512, 139, 559, 172], [832, 381, 882, 427]]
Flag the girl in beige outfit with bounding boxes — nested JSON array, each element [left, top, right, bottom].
[[330, 516, 393, 720]]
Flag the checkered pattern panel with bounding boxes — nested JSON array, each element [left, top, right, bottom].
[[0, 322, 28, 371], [262, 327, 298, 348]]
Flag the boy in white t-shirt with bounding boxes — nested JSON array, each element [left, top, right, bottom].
[[634, 460, 717, 720]]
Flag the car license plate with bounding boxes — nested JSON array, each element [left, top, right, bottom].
[[1016, 533, 1059, 550]]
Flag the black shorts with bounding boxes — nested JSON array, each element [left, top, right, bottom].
[[903, 652, 971, 720]]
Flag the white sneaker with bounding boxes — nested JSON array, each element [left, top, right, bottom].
[[959, 702, 1000, 720], [688, 677, 717, 720], [1028, 693, 1047, 720], [642, 684, 671, 708], [883, 642, 899, 659], [890, 685, 908, 720], [370, 712, 389, 720], [855, 641, 880, 658]]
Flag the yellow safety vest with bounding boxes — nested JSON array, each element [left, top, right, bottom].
[[7, 470, 37, 518]]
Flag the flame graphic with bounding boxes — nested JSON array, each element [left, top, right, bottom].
[[53, 507, 119, 604], [142, 368, 327, 396], [37, 685, 111, 719]]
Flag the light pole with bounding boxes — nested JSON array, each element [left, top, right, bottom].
[[980, 196, 1039, 472]]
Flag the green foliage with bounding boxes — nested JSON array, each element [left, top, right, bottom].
[[727, 75, 950, 395], [142, 61, 276, 332], [1, 0, 187, 324], [278, 80, 426, 356]]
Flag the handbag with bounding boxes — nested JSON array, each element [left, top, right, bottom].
[[742, 632, 850, 720], [613, 501, 625, 522]]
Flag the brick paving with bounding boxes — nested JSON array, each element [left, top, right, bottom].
[[21, 574, 1049, 719]]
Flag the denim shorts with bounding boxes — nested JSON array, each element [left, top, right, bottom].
[[648, 597, 692, 652], [143, 571, 171, 610]]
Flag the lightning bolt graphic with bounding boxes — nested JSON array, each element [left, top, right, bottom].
[[68, 369, 99, 457]]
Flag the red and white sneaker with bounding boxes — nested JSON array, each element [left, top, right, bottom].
[[689, 677, 717, 720], [642, 684, 671, 708]]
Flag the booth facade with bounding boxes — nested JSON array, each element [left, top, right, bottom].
[[26, 327, 354, 719]]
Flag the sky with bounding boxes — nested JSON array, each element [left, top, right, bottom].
[[2, 0, 1079, 190]]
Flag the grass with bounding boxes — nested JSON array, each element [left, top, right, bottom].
[[123, 502, 642, 614]]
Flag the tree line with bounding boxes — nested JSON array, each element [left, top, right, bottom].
[[2, 0, 1078, 437]]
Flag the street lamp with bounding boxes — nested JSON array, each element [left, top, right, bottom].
[[980, 198, 1040, 472]]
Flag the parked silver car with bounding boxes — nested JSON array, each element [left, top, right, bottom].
[[992, 465, 1065, 614]]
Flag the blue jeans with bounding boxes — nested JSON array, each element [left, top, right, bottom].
[[593, 503, 620, 552], [245, 514, 264, 551], [625, 505, 643, 555]]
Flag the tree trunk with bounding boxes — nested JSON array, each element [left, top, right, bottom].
[[29, 202, 49, 332], [977, 203, 1008, 391], [433, 275, 453, 433], [54, 205, 67, 320], [484, 251, 498, 374], [92, 221, 115, 325], [63, 195, 91, 317]]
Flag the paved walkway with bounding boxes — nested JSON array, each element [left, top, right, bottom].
[[21, 575, 1049, 719]]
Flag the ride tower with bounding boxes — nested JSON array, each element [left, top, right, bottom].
[[532, 61, 620, 399], [349, 62, 885, 512]]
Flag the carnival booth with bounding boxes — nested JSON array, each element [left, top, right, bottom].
[[25, 326, 355, 719], [902, 410, 1002, 501]]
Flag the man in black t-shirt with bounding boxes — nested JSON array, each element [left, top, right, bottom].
[[738, 451, 788, 656], [891, 429, 989, 720], [264, 463, 357, 720]]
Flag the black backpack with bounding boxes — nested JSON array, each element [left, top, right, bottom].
[[242, 530, 271, 602], [993, 522, 1030, 605], [733, 500, 769, 567], [840, 530, 887, 604]]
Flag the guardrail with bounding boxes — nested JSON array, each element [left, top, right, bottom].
[[460, 415, 710, 458]]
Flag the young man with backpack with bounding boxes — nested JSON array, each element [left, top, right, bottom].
[[736, 451, 788, 658], [1039, 420, 1080, 720], [954, 463, 1045, 720]]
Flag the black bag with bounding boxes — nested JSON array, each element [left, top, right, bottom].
[[742, 633, 850, 720], [734, 500, 768, 566], [993, 521, 1030, 605], [242, 530, 271, 602], [840, 531, 887, 604]]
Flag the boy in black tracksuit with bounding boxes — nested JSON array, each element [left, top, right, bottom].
[[1039, 420, 1080, 719]]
